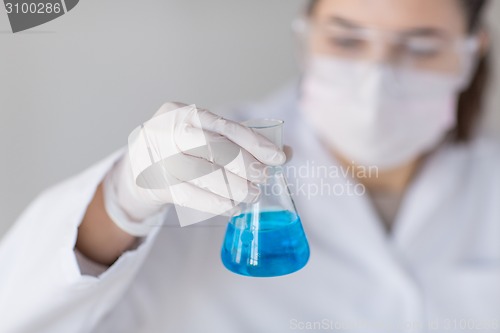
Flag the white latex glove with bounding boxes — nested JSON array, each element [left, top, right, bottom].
[[103, 102, 286, 236]]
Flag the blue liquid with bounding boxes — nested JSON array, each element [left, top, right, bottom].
[[221, 210, 310, 277]]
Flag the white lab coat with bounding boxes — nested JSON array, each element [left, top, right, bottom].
[[1, 84, 499, 333]]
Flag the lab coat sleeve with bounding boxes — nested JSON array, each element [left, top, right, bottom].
[[0, 149, 165, 333]]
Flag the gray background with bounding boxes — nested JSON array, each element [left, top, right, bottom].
[[0, 0, 499, 237]]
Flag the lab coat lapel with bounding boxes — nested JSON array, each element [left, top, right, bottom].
[[287, 111, 399, 275], [390, 142, 468, 252], [285, 108, 425, 323]]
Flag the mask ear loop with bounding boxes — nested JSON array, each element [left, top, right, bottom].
[[456, 35, 481, 91]]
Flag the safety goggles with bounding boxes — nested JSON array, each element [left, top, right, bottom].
[[293, 18, 479, 78]]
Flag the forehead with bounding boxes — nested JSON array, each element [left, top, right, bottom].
[[312, 0, 467, 34]]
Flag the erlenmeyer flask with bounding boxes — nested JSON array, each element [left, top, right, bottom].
[[221, 119, 310, 277]]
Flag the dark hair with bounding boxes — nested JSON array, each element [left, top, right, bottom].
[[307, 0, 490, 142]]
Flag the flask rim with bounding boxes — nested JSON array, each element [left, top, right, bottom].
[[241, 118, 284, 129]]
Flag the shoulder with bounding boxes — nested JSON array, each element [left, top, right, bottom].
[[466, 136, 500, 168], [430, 136, 499, 189], [447, 136, 500, 189], [439, 135, 500, 165]]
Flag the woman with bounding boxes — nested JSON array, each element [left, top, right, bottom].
[[1, 0, 498, 332]]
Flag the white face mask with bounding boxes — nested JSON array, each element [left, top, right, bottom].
[[299, 56, 472, 170]]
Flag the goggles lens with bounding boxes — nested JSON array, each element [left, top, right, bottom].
[[295, 19, 478, 76]]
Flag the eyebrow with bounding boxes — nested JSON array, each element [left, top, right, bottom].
[[327, 16, 447, 38], [400, 28, 447, 39], [328, 16, 362, 29]]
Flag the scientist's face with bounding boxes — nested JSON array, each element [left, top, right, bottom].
[[308, 0, 468, 66], [299, 0, 479, 169]]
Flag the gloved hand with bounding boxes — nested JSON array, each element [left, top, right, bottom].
[[103, 102, 287, 236]]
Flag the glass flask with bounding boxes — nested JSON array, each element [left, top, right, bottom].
[[221, 119, 310, 277]]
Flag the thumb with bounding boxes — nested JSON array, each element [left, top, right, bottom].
[[283, 145, 293, 164], [153, 101, 191, 118]]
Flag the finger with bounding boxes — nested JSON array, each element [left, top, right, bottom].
[[175, 125, 268, 184], [283, 145, 293, 164], [188, 109, 286, 166], [169, 182, 242, 219], [153, 101, 190, 118], [158, 153, 261, 204]]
